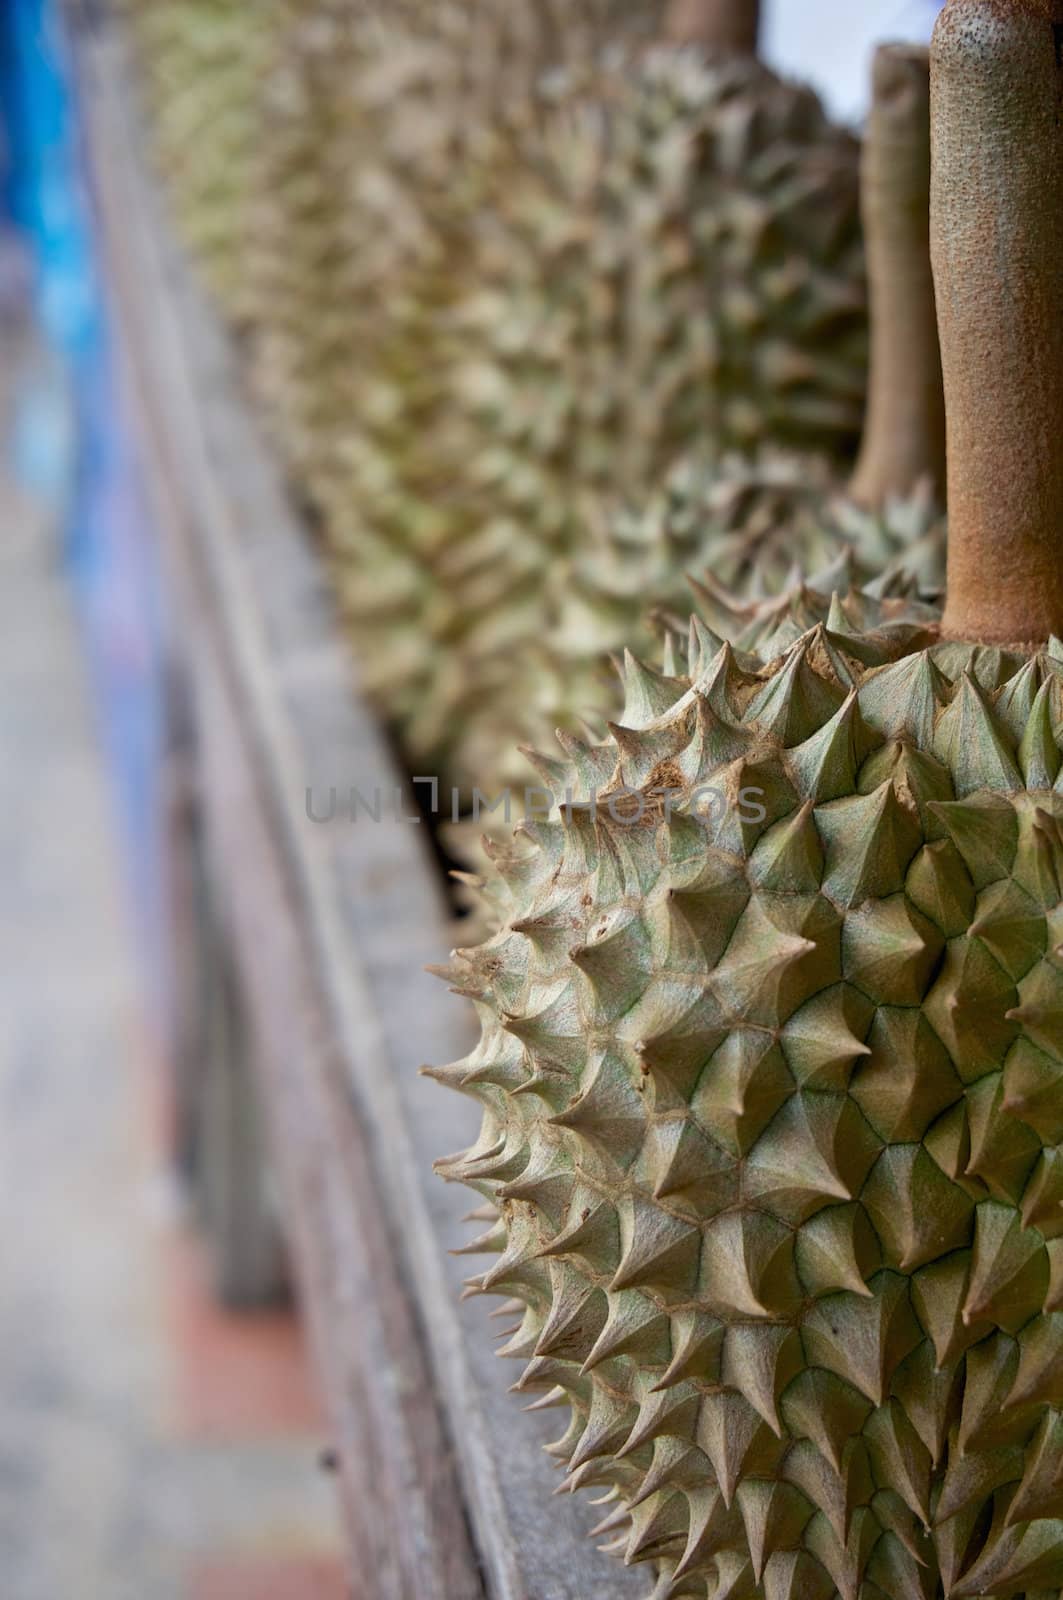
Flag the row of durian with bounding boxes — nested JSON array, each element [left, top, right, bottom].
[[122, 0, 951, 817], [122, 2, 1063, 1597], [429, 2, 1063, 1596]]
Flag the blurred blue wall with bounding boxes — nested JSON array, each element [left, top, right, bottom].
[[2, 0, 169, 1026]]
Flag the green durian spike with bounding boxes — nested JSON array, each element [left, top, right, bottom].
[[932, 0, 1063, 648], [849, 43, 946, 511]]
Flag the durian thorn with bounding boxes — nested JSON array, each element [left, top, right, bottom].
[[558, 1461, 602, 1493], [516, 743, 568, 794], [480, 1256, 530, 1292], [432, 1152, 473, 1177], [449, 870, 486, 890], [424, 963, 455, 983], [588, 1488, 624, 1508], [522, 1386, 569, 1413], [606, 721, 647, 762], [460, 1152, 515, 1185], [590, 1504, 632, 1538], [436, 1136, 502, 1169], [434, 1166, 478, 1187], [496, 1329, 538, 1361], [420, 1063, 474, 1094], [687, 571, 764, 626], [488, 1298, 525, 1320], [511, 1073, 556, 1099], [627, 1477, 663, 1511], [449, 1232, 501, 1258]]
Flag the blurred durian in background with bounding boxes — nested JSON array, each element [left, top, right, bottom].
[[307, 27, 873, 794], [120, 0, 274, 318], [437, 35, 947, 886], [125, 0, 897, 812]]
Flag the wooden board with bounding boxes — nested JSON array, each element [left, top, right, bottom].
[[69, 12, 649, 1600]]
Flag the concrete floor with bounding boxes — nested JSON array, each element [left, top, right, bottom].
[[0, 305, 346, 1597]]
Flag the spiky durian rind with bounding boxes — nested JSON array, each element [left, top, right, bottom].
[[124, 0, 278, 316], [443, 456, 945, 805], [270, 35, 866, 789], [248, 0, 661, 494], [433, 578, 1063, 1600]]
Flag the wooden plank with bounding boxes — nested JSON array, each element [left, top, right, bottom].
[[72, 32, 484, 1600], [101, 215, 486, 1600], [70, 13, 649, 1600]]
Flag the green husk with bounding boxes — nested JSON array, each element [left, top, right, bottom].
[[123, 0, 280, 317], [250, 25, 867, 793], [434, 578, 1063, 1598]]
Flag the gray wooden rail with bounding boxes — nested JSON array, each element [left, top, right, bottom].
[[69, 11, 647, 1600]]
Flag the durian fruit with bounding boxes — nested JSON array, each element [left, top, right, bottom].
[[430, 6, 1063, 1596], [247, 0, 659, 661], [678, 36, 947, 602], [447, 42, 944, 827], [640, 453, 944, 607], [472, 35, 867, 463], [122, 0, 274, 318], [315, 15, 867, 790], [448, 43, 867, 544], [246, 0, 367, 490]]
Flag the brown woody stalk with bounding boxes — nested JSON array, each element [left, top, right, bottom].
[[849, 44, 946, 509], [663, 0, 760, 54], [932, 0, 1063, 645]]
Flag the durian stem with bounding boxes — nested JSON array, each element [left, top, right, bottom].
[[663, 0, 760, 54], [849, 45, 945, 511], [932, 0, 1063, 647]]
